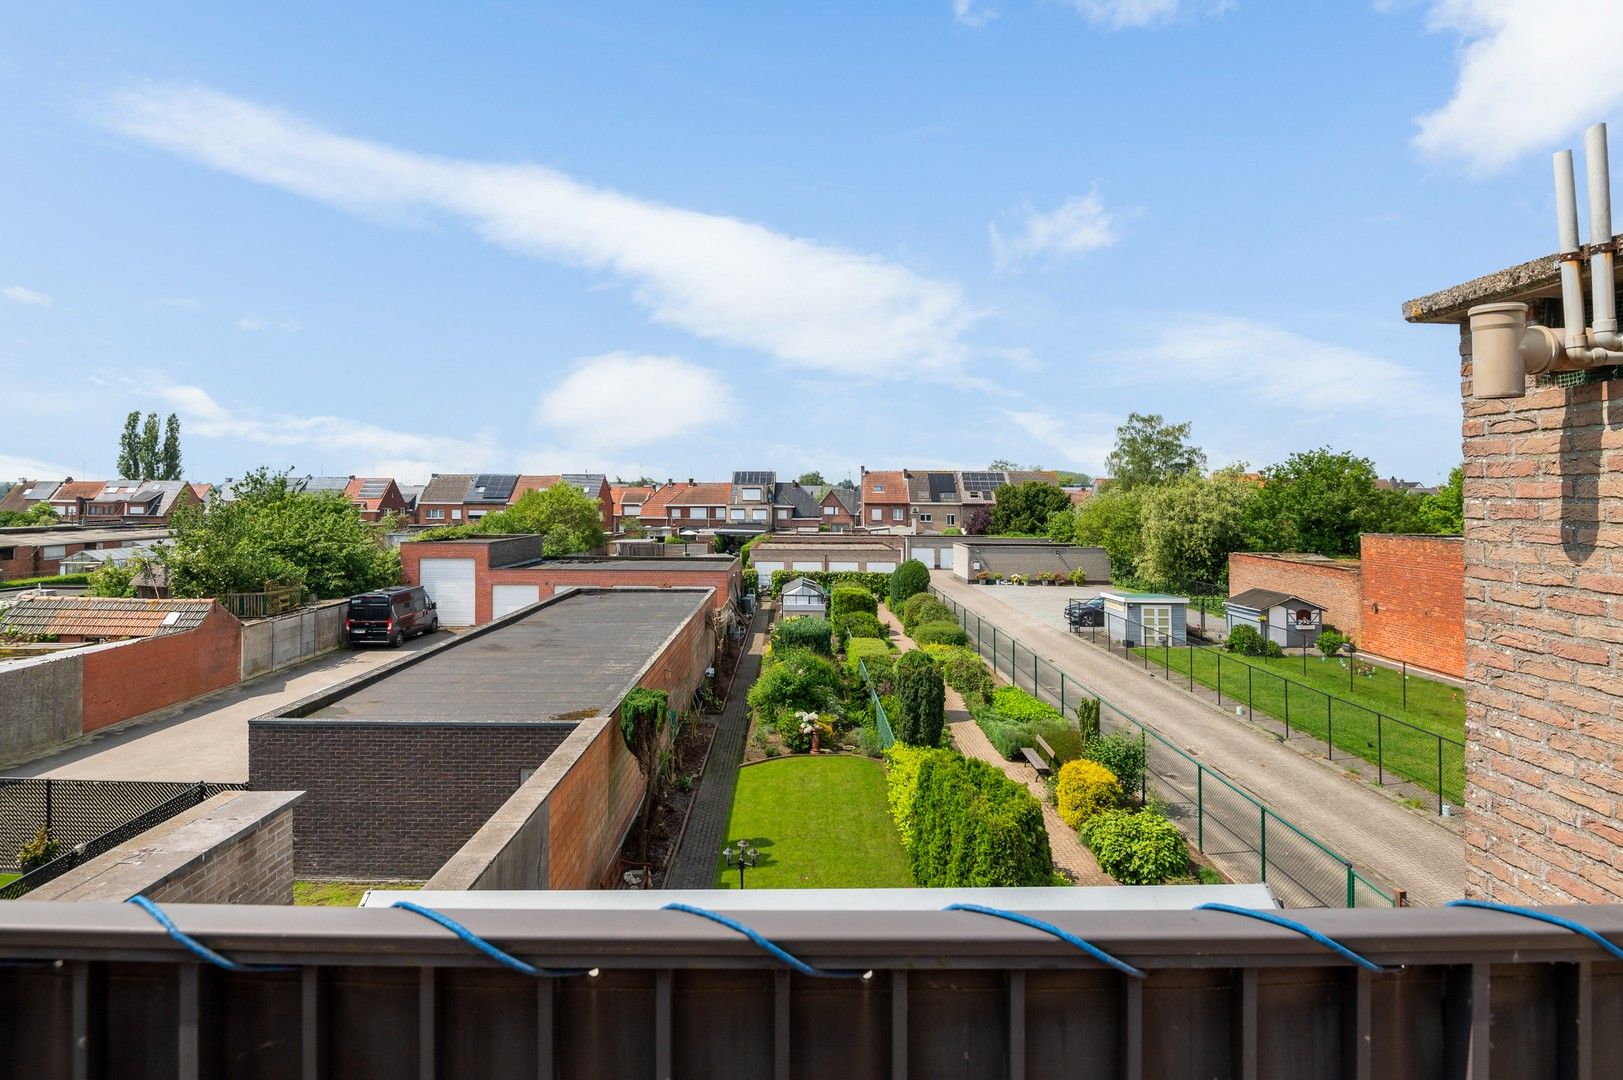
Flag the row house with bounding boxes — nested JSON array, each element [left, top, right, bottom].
[[415, 473, 613, 527], [811, 485, 859, 531], [859, 469, 910, 530], [78, 480, 199, 525], [0, 479, 66, 518], [0, 525, 171, 579], [858, 467, 1059, 535], [345, 478, 410, 522], [641, 481, 734, 533], [611, 485, 655, 531]]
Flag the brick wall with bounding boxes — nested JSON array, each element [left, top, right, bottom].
[[487, 565, 738, 616], [250, 721, 573, 879], [79, 606, 242, 732], [1228, 553, 1364, 640], [1459, 330, 1623, 903], [1359, 534, 1466, 678]]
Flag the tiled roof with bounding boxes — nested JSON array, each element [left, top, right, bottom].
[[908, 471, 961, 504], [0, 480, 63, 513], [772, 482, 820, 518], [862, 470, 908, 504], [612, 486, 655, 514], [190, 483, 215, 501], [345, 477, 399, 508], [666, 482, 732, 506], [51, 480, 107, 503], [638, 483, 685, 519], [1, 597, 217, 640], [510, 474, 561, 502], [826, 486, 859, 514], [1006, 470, 1059, 486], [419, 474, 474, 504]]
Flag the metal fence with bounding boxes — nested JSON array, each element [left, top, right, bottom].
[[0, 778, 242, 874], [857, 657, 895, 749], [1067, 614, 1467, 814], [219, 584, 306, 620], [931, 588, 1394, 908]]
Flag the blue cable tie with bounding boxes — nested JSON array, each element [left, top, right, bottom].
[[1194, 903, 1387, 973], [391, 901, 593, 977], [662, 902, 873, 980], [1446, 899, 1623, 962], [943, 903, 1146, 979], [125, 895, 292, 973]]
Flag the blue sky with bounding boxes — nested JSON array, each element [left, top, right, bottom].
[[4, 1, 1618, 486]]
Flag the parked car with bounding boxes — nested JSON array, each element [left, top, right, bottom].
[[1064, 596, 1104, 630], [345, 586, 438, 647]]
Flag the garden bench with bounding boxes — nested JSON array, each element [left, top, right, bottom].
[[1033, 734, 1057, 766], [1019, 746, 1051, 778]]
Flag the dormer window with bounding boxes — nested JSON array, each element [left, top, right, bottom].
[[873, 484, 884, 493]]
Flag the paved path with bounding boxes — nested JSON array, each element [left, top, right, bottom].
[[5, 635, 442, 783], [881, 609, 1114, 887], [664, 611, 765, 889], [932, 574, 1465, 906]]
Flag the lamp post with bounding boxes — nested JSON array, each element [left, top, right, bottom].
[[723, 841, 759, 889]]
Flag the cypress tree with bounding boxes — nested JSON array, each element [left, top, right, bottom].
[[160, 414, 182, 480], [116, 411, 142, 479], [138, 413, 161, 480]]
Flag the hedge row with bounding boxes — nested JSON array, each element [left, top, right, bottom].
[[769, 569, 889, 599], [971, 686, 1085, 764], [885, 745, 1055, 887], [0, 573, 90, 589]]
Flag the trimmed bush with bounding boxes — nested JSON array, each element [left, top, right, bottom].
[[910, 620, 969, 647], [922, 644, 994, 706], [1225, 624, 1266, 657], [884, 744, 932, 850], [771, 616, 834, 656], [1080, 808, 1189, 885], [1055, 759, 1122, 829], [901, 596, 955, 634], [769, 569, 890, 599], [906, 752, 1055, 887], [747, 647, 840, 716], [839, 612, 887, 641], [1082, 731, 1146, 800], [847, 637, 896, 682], [895, 650, 945, 747], [1075, 696, 1101, 740], [889, 560, 931, 609], [1317, 627, 1348, 657], [830, 585, 878, 624], [0, 573, 90, 589]]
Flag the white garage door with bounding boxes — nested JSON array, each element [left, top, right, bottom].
[[420, 558, 476, 627], [792, 561, 822, 571], [753, 561, 784, 582], [867, 561, 896, 572], [828, 561, 858, 572], [919, 548, 937, 568], [492, 584, 541, 620], [939, 547, 954, 570]]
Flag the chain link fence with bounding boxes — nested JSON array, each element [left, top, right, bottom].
[[0, 778, 244, 872]]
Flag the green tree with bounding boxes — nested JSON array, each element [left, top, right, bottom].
[[990, 480, 1071, 535], [796, 471, 826, 485], [889, 559, 931, 609], [1053, 471, 1092, 487], [1418, 466, 1464, 534], [1104, 413, 1206, 490], [479, 482, 606, 556], [138, 413, 161, 480], [87, 556, 143, 598], [116, 411, 142, 479], [1045, 507, 1078, 543], [0, 502, 60, 528], [166, 468, 400, 598], [1136, 472, 1255, 587], [895, 650, 945, 747], [1246, 448, 1391, 556], [1072, 486, 1144, 578], [159, 414, 182, 480], [836, 478, 857, 491]]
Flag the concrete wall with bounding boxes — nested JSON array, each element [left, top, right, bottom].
[[22, 790, 302, 904], [1359, 534, 1466, 678], [80, 607, 242, 733], [1229, 553, 1364, 640], [0, 651, 83, 765], [951, 543, 1111, 583], [240, 599, 347, 680]]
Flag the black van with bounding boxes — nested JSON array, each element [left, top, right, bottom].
[[345, 586, 438, 647]]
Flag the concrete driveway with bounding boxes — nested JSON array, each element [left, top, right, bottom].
[[5, 633, 444, 783]]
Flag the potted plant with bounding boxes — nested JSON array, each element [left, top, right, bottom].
[[797, 711, 820, 753]]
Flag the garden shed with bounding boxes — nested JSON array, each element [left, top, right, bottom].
[[1098, 591, 1189, 647], [1224, 588, 1324, 650], [779, 576, 828, 618]]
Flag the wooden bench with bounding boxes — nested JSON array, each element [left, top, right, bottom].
[[1019, 746, 1051, 778], [1033, 734, 1057, 766]]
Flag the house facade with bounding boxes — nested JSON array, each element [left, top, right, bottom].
[[0, 479, 63, 517], [344, 477, 410, 522], [814, 486, 859, 531], [860, 469, 910, 530], [77, 480, 199, 525], [611, 485, 655, 531], [0, 525, 171, 580]]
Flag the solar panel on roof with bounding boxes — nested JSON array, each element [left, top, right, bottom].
[[733, 470, 774, 486], [358, 479, 390, 499], [927, 473, 957, 501], [471, 474, 519, 503], [960, 471, 1003, 492]]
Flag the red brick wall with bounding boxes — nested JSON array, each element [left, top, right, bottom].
[[80, 606, 242, 732], [1359, 534, 1465, 678], [1459, 336, 1623, 904], [0, 541, 91, 579], [1227, 553, 1364, 640]]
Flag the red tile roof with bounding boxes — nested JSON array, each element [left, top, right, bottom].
[[1, 597, 219, 640], [664, 482, 732, 506], [862, 470, 908, 505]]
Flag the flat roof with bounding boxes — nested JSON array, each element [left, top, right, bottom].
[[1099, 590, 1189, 604], [304, 589, 708, 723], [502, 556, 734, 572], [0, 526, 171, 546]]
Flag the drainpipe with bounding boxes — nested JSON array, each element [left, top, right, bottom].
[[1585, 123, 1623, 351]]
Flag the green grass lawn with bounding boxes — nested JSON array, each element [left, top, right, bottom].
[[294, 881, 421, 907], [1131, 645, 1465, 804], [0, 872, 20, 887], [715, 756, 913, 889]]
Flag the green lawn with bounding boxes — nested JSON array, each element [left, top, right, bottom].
[[1131, 645, 1465, 804], [715, 756, 913, 889], [294, 881, 421, 907], [0, 872, 20, 887]]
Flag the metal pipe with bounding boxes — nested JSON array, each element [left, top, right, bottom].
[[1555, 149, 1593, 357], [1586, 123, 1621, 349]]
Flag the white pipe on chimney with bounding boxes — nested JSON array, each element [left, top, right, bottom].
[[1554, 149, 1594, 360], [1586, 123, 1622, 350]]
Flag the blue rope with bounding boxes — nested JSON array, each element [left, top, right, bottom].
[[1446, 899, 1623, 962], [125, 895, 292, 973], [391, 901, 593, 977], [1194, 903, 1387, 973], [943, 903, 1145, 979], [662, 902, 872, 980]]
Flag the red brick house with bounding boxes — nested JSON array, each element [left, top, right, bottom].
[[816, 486, 859, 531], [860, 469, 909, 530], [0, 525, 171, 580], [611, 485, 655, 531], [77, 480, 200, 525], [343, 477, 410, 522]]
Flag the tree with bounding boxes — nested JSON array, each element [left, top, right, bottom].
[[0, 502, 59, 528], [962, 505, 992, 535], [87, 556, 143, 598], [1136, 472, 1255, 588], [117, 411, 142, 479], [990, 481, 1071, 536], [159, 414, 182, 480], [479, 483, 606, 556], [889, 559, 931, 609], [836, 478, 858, 491], [1418, 466, 1464, 534], [988, 458, 1021, 471], [138, 413, 161, 481], [796, 471, 826, 486], [166, 468, 400, 598], [895, 651, 945, 747], [1045, 506, 1078, 544], [1073, 486, 1144, 579], [1053, 471, 1092, 487], [1104, 413, 1206, 490], [1245, 448, 1390, 557]]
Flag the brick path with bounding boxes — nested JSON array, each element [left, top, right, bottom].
[[880, 608, 1114, 887], [931, 574, 1466, 905], [663, 610, 766, 889]]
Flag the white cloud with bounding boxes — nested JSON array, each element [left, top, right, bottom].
[[102, 84, 980, 382], [140, 379, 498, 475], [536, 353, 736, 454], [1068, 0, 1230, 30], [1414, 0, 1623, 171], [953, 0, 998, 28], [2, 285, 53, 307], [1005, 408, 1122, 473], [238, 315, 300, 332], [0, 452, 76, 480], [991, 190, 1118, 269]]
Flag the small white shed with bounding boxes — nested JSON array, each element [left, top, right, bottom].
[[780, 576, 828, 618]]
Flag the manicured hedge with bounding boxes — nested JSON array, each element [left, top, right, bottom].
[[990, 686, 1062, 725], [1080, 808, 1189, 885], [769, 569, 890, 599], [830, 585, 877, 623], [839, 612, 887, 641], [771, 616, 834, 656], [747, 647, 840, 716], [892, 749, 1055, 887], [847, 637, 897, 683], [1055, 759, 1121, 829], [894, 650, 945, 747], [910, 620, 969, 647], [0, 573, 90, 589], [888, 560, 930, 609], [900, 594, 955, 633], [922, 644, 994, 706]]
